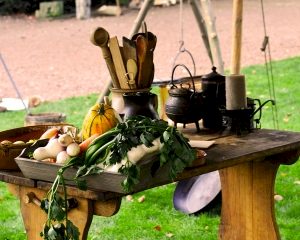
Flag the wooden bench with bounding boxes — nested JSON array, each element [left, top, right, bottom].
[[1, 128, 299, 239]]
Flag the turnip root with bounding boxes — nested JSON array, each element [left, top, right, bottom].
[[33, 147, 50, 161], [46, 138, 65, 158], [56, 151, 71, 164], [33, 138, 64, 161], [58, 134, 74, 147], [66, 142, 80, 157]]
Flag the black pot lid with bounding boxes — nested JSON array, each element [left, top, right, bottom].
[[201, 66, 225, 82]]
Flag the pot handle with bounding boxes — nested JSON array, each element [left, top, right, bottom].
[[171, 64, 196, 93], [250, 99, 276, 120]]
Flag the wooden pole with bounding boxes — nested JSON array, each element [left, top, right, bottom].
[[230, 0, 243, 74], [189, 0, 213, 64], [128, 0, 154, 38], [200, 0, 224, 74]]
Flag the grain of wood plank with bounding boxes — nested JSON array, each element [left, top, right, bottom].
[[18, 186, 93, 240], [219, 160, 281, 239], [0, 171, 35, 187], [109, 37, 130, 89]]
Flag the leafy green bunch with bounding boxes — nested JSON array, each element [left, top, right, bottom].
[[76, 116, 197, 192], [39, 116, 197, 239], [40, 157, 82, 239]]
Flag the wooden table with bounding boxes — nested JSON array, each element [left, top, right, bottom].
[[1, 129, 299, 240]]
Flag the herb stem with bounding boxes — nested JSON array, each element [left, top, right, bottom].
[[59, 171, 70, 238]]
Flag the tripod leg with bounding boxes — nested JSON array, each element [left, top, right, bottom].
[[97, 79, 112, 103], [128, 0, 154, 38], [189, 0, 213, 64]]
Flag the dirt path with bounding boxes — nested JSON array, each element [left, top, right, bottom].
[[1, 0, 300, 102]]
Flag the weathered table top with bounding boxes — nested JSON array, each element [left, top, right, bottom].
[[1, 128, 300, 200]]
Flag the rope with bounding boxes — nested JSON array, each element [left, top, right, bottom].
[[260, 0, 279, 129], [179, 0, 184, 47], [171, 0, 196, 77]]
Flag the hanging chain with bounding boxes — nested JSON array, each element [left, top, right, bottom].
[[260, 0, 279, 129]]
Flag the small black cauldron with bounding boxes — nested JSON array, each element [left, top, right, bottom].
[[165, 64, 204, 132]]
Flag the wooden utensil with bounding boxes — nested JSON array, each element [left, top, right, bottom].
[[136, 35, 149, 88], [109, 37, 130, 89], [131, 32, 156, 52], [126, 59, 138, 89], [91, 27, 120, 89], [122, 37, 137, 63], [147, 32, 157, 52]]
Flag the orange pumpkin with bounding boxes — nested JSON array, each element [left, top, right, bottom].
[[81, 98, 121, 141]]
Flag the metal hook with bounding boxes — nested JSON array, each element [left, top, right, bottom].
[[179, 40, 185, 52]]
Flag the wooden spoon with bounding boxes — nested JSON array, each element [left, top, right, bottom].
[[91, 27, 120, 88], [126, 59, 138, 89], [136, 35, 148, 88], [141, 22, 157, 52]]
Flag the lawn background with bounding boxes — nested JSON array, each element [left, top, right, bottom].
[[0, 57, 299, 239]]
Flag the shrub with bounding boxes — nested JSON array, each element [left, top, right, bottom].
[[0, 0, 40, 15], [0, 0, 77, 15], [0, 0, 113, 16]]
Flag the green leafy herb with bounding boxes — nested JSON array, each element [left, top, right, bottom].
[[40, 157, 81, 240], [75, 116, 196, 192], [40, 116, 196, 239]]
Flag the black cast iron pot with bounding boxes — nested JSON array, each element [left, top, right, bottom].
[[165, 64, 204, 132]]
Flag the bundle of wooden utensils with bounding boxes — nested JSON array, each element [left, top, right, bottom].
[[91, 25, 157, 90]]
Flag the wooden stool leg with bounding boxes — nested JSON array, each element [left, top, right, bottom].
[[219, 161, 280, 240], [16, 186, 93, 240]]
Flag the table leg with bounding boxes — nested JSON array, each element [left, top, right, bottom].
[[219, 160, 280, 240], [8, 185, 93, 240]]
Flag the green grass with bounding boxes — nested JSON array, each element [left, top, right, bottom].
[[0, 57, 300, 239]]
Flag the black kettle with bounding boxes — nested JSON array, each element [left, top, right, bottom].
[[165, 64, 204, 132], [201, 66, 225, 130]]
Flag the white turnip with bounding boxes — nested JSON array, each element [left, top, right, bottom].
[[66, 142, 80, 157]]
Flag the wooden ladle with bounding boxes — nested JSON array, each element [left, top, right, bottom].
[[91, 27, 120, 88]]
